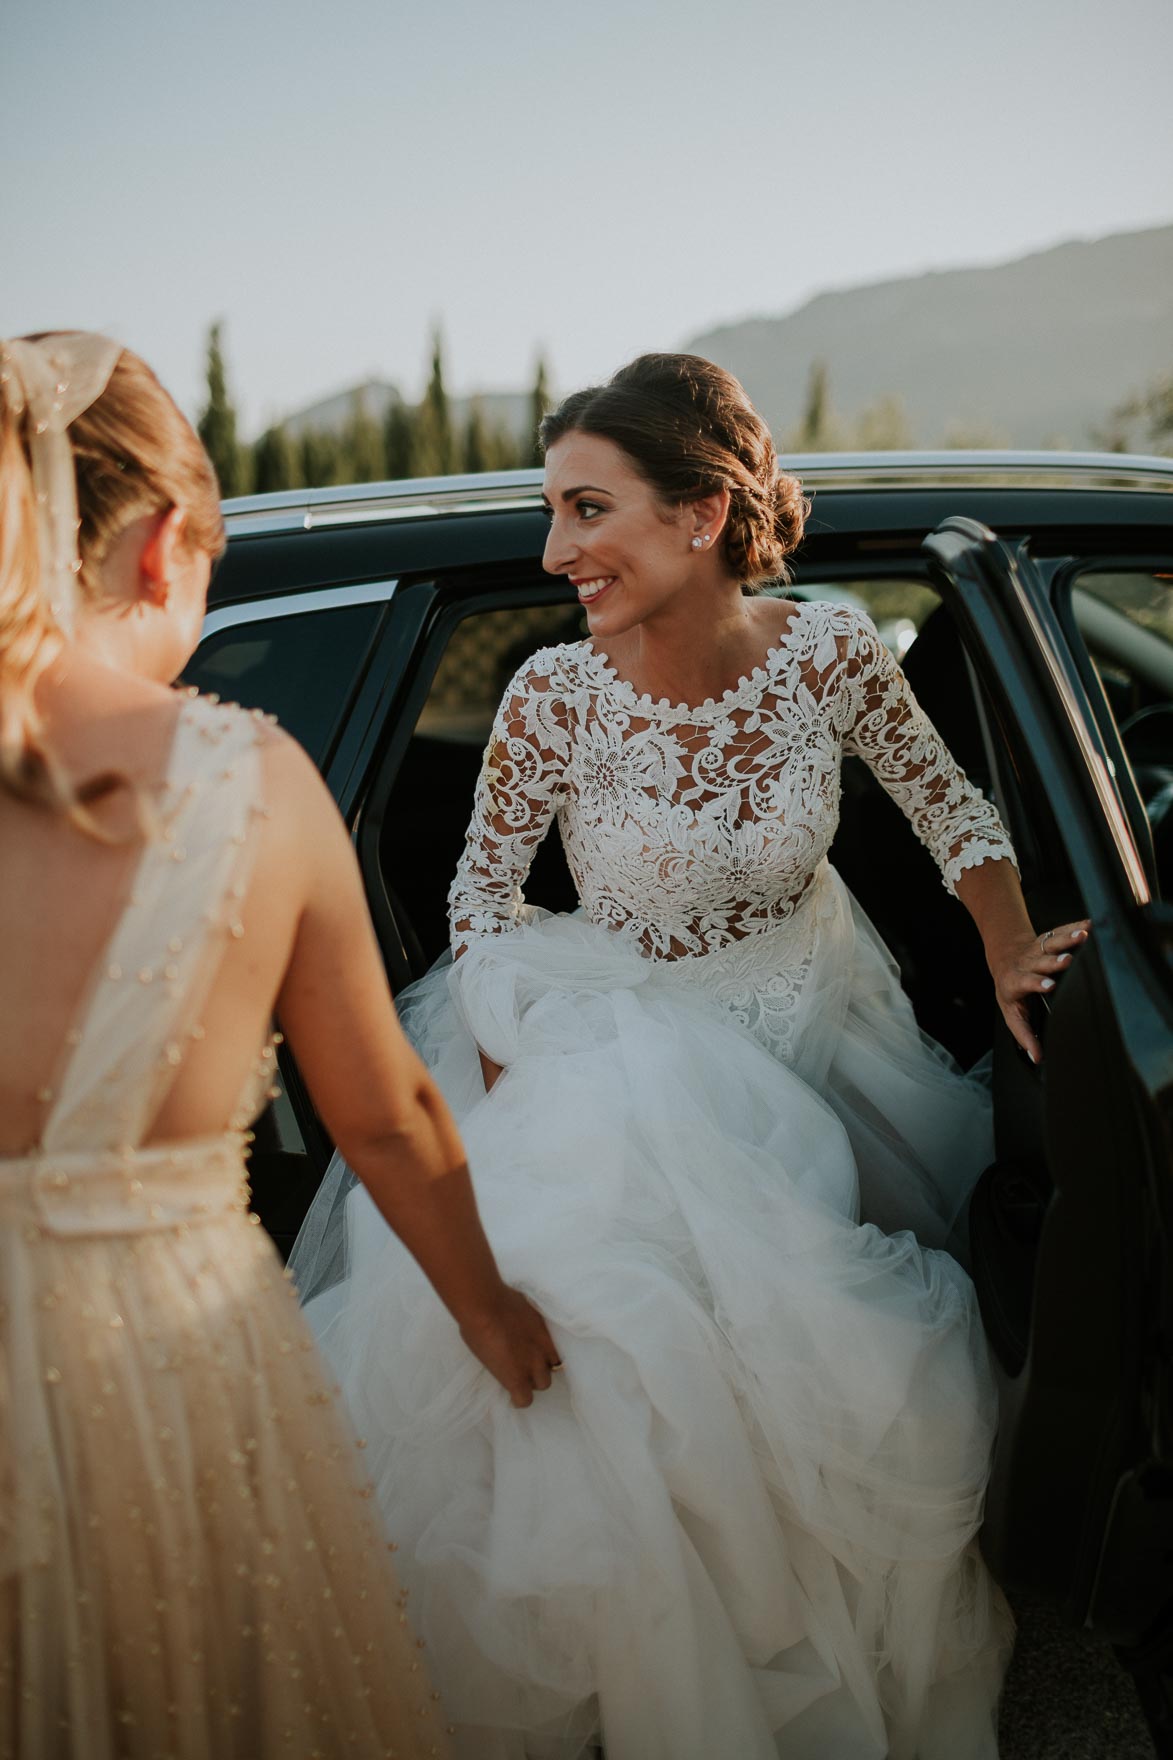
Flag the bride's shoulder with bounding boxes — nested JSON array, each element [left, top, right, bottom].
[[500, 639, 599, 702], [778, 597, 883, 660]]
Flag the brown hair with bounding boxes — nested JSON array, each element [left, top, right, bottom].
[[0, 335, 224, 830], [539, 352, 809, 586]]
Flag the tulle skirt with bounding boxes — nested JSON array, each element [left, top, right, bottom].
[[294, 863, 1013, 1759]]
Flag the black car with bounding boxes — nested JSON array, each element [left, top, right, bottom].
[[187, 449, 1173, 1729]]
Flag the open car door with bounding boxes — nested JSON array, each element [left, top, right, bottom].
[[922, 518, 1173, 1683]]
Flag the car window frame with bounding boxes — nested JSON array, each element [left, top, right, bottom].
[[1051, 552, 1173, 897], [356, 568, 575, 993], [193, 579, 398, 778]]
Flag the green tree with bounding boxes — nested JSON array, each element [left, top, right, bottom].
[[197, 321, 249, 496], [528, 355, 552, 466], [854, 394, 914, 451], [791, 360, 842, 451], [488, 422, 521, 471], [300, 428, 345, 489], [251, 422, 303, 494], [384, 399, 415, 479], [411, 330, 457, 476], [464, 398, 492, 474], [344, 390, 385, 482], [1093, 373, 1173, 456], [940, 419, 1011, 449]]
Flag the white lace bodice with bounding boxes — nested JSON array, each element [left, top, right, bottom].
[[449, 601, 1017, 961]]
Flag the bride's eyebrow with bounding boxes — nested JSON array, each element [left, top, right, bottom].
[[540, 485, 614, 508]]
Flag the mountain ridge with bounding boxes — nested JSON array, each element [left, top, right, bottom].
[[685, 222, 1173, 447], [277, 223, 1172, 450]]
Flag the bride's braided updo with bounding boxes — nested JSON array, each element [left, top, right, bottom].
[[539, 353, 809, 586]]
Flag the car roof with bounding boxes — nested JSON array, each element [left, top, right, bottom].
[[222, 451, 1173, 539], [210, 451, 1173, 612]]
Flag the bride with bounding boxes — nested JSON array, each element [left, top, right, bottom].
[[292, 353, 1087, 1760]]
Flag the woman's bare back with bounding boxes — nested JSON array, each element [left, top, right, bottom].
[[0, 664, 304, 1156]]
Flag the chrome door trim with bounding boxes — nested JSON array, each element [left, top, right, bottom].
[[199, 579, 398, 644], [220, 451, 1173, 540], [1008, 563, 1151, 906]]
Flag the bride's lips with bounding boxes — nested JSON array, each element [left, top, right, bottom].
[[572, 574, 618, 606]]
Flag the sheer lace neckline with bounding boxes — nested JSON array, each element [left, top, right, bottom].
[[580, 598, 818, 723]]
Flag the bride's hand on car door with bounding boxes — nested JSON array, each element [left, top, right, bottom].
[[992, 920, 1091, 1064]]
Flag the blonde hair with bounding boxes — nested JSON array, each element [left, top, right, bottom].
[[0, 336, 224, 831]]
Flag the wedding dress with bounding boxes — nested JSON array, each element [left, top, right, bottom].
[[0, 694, 451, 1759], [292, 601, 1017, 1760]]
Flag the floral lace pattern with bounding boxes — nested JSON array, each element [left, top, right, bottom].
[[449, 600, 1017, 962]]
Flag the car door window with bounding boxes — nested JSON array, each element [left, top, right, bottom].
[[381, 598, 587, 969], [1071, 566, 1173, 896], [183, 601, 385, 766], [1074, 569, 1173, 719]]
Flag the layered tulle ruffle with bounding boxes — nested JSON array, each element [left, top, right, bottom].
[[295, 866, 1011, 1760]]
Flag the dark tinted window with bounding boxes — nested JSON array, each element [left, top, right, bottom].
[[183, 603, 383, 764], [382, 598, 584, 966]]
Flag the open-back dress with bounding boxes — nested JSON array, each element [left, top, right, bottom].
[[0, 694, 451, 1760]]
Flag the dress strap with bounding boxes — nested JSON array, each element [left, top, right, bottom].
[[42, 698, 267, 1154]]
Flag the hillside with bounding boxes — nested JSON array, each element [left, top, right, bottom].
[[686, 223, 1173, 448]]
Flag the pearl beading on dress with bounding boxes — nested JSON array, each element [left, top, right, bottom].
[[0, 688, 452, 1757]]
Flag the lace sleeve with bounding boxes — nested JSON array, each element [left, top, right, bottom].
[[843, 612, 1018, 894], [448, 650, 574, 955]]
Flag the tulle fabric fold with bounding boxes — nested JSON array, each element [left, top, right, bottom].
[[294, 865, 1011, 1759]]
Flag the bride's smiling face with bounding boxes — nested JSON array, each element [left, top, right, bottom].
[[542, 433, 709, 638]]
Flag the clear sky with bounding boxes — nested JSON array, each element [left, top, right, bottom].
[[3, 0, 1170, 434]]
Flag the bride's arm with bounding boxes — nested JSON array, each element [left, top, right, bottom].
[[952, 860, 1087, 1066], [842, 611, 1088, 1062], [449, 653, 572, 1090], [273, 736, 560, 1405]]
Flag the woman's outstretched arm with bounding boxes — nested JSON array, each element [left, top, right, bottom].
[[274, 735, 559, 1406], [953, 860, 1088, 1065], [844, 609, 1088, 1062]]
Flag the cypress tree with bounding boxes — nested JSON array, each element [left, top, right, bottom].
[[345, 390, 386, 482], [300, 428, 345, 489], [528, 356, 552, 466], [464, 399, 492, 475], [412, 330, 456, 476], [251, 422, 303, 494], [384, 398, 415, 479], [197, 321, 249, 497], [489, 423, 521, 470], [794, 360, 839, 451]]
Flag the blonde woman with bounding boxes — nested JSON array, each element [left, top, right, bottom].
[[0, 331, 559, 1759]]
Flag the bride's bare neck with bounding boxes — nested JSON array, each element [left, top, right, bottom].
[[600, 593, 797, 707]]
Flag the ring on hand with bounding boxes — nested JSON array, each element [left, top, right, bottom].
[[1040, 928, 1057, 952]]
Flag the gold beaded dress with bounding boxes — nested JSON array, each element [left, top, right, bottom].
[[0, 695, 451, 1760]]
